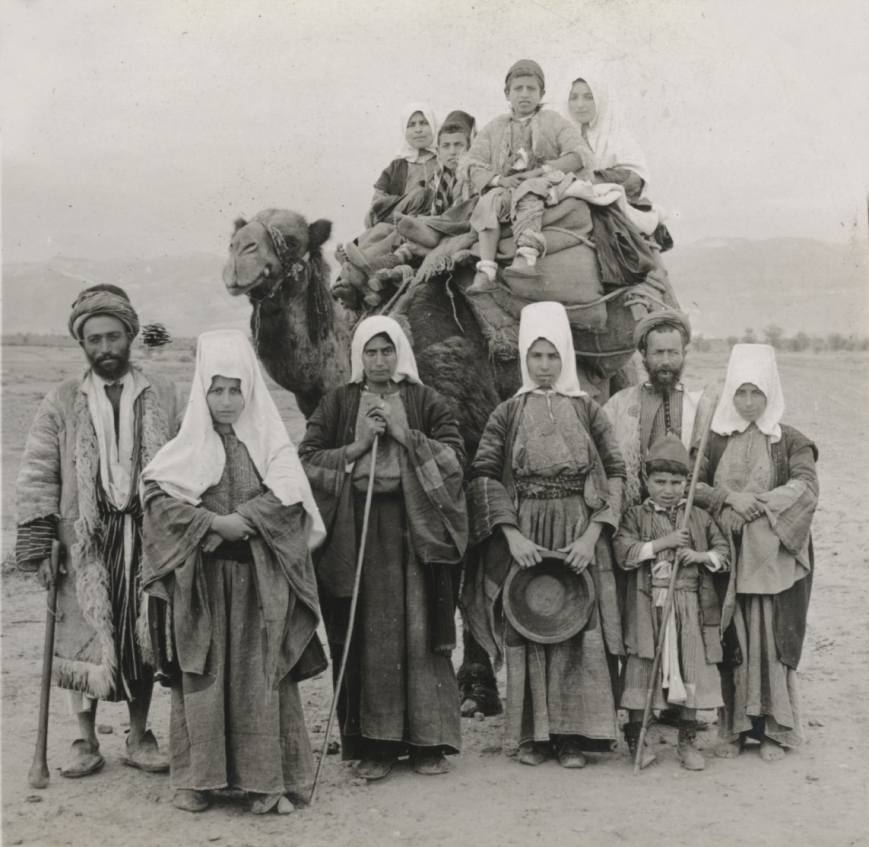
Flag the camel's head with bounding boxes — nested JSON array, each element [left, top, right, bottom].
[[223, 209, 332, 298]]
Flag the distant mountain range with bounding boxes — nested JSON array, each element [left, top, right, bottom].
[[665, 237, 869, 338], [2, 238, 867, 339]]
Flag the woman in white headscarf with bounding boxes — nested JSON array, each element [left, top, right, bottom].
[[695, 344, 818, 762], [140, 330, 327, 815], [364, 102, 439, 228], [561, 67, 650, 197], [299, 316, 467, 780], [463, 302, 626, 769]]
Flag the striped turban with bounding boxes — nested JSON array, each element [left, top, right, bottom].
[[632, 309, 691, 351], [68, 288, 140, 341]]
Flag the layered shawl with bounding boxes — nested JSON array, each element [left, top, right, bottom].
[[142, 489, 326, 699]]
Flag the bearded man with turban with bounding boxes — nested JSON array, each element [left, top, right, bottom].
[[15, 284, 184, 778], [603, 309, 716, 510]]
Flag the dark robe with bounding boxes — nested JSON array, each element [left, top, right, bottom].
[[298, 381, 468, 759]]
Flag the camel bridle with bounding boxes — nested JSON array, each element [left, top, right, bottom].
[[245, 220, 311, 304]]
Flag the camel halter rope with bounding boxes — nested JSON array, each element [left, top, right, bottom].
[[247, 220, 333, 346]]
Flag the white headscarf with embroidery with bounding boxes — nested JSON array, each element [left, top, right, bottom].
[[395, 102, 438, 163], [561, 66, 650, 187], [516, 301, 587, 398], [141, 330, 325, 548], [712, 344, 785, 443], [350, 316, 422, 385]]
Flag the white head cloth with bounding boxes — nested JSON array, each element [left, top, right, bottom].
[[395, 102, 439, 163], [712, 344, 785, 443], [560, 67, 650, 187], [516, 301, 587, 398], [350, 316, 421, 385], [141, 330, 325, 548]]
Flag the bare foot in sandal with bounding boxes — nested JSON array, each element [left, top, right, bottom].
[[251, 793, 293, 815], [760, 737, 787, 762], [715, 734, 746, 758]]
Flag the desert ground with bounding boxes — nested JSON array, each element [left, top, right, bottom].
[[2, 342, 868, 847]]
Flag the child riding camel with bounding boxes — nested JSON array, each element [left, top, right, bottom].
[[464, 59, 593, 295]]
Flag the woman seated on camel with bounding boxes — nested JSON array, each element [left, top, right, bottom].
[[141, 330, 327, 815], [364, 103, 439, 230], [464, 59, 593, 295], [562, 67, 650, 203], [562, 67, 673, 253]]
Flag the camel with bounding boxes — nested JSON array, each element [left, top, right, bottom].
[[221, 207, 655, 716], [222, 208, 515, 715]]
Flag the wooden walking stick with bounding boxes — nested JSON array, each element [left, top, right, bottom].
[[634, 397, 717, 775], [29, 539, 62, 789], [310, 435, 379, 805]]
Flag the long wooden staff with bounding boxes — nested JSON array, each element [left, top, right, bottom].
[[634, 396, 717, 775], [29, 539, 62, 789], [310, 436, 379, 805]]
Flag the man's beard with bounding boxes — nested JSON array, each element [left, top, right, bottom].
[[644, 360, 684, 392], [89, 348, 132, 380]]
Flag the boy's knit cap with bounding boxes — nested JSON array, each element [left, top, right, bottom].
[[646, 434, 690, 471], [505, 59, 545, 87]]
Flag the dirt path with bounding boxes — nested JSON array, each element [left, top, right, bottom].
[[2, 347, 868, 846]]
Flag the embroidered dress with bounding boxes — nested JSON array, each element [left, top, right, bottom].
[[506, 393, 621, 746]]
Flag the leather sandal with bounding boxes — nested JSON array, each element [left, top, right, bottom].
[[122, 729, 169, 773], [518, 742, 548, 766], [356, 749, 397, 780], [173, 789, 210, 813], [556, 739, 587, 769], [60, 739, 105, 778], [413, 752, 450, 775]]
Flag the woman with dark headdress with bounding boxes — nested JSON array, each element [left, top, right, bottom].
[[463, 301, 625, 768], [141, 330, 326, 814], [299, 316, 467, 780], [695, 344, 818, 762]]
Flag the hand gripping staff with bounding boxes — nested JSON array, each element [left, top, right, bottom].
[[29, 540, 62, 789], [634, 394, 717, 775], [310, 435, 378, 805]]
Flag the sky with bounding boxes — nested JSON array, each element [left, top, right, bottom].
[[2, 0, 868, 264]]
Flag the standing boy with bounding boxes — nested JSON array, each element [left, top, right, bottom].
[[613, 435, 730, 770]]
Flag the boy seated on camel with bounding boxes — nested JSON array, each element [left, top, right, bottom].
[[464, 59, 592, 295], [341, 112, 477, 294]]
